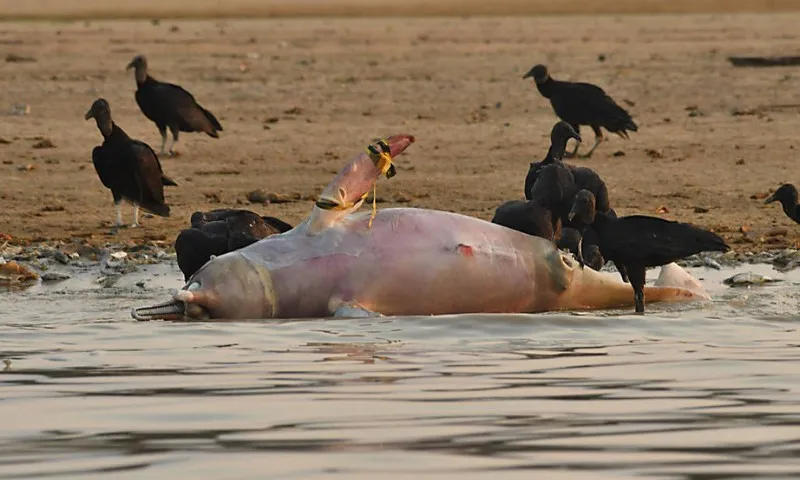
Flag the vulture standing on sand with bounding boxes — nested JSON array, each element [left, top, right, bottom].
[[569, 190, 730, 314], [126, 55, 223, 156], [522, 64, 638, 158], [764, 184, 800, 224], [175, 209, 294, 280], [85, 98, 177, 228]]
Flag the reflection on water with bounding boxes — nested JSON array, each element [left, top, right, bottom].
[[1, 264, 799, 479]]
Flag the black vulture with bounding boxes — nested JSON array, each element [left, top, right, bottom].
[[175, 209, 293, 280], [764, 184, 800, 224], [528, 162, 577, 240], [559, 206, 620, 272], [524, 123, 610, 221], [174, 228, 230, 282], [491, 200, 559, 241], [84, 98, 177, 228], [126, 55, 223, 156], [525, 121, 581, 200], [565, 189, 598, 268], [557, 227, 605, 271], [522, 64, 638, 158], [190, 208, 294, 234], [571, 191, 729, 314]]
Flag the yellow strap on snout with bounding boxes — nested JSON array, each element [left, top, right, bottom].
[[367, 139, 396, 179], [365, 139, 397, 229], [316, 140, 396, 229], [315, 191, 368, 211], [368, 180, 378, 229]]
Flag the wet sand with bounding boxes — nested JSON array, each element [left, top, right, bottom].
[[0, 10, 798, 252], [1, 0, 799, 18]]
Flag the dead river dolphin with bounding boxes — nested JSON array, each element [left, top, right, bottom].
[[133, 134, 710, 321]]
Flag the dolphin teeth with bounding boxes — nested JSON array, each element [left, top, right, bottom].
[[131, 300, 185, 321]]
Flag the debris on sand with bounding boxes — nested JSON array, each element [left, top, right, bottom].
[[645, 148, 664, 159], [728, 55, 800, 68], [10, 104, 30, 116], [41, 272, 70, 282], [0, 261, 39, 286], [723, 272, 781, 286], [5, 53, 36, 63], [32, 138, 55, 149], [679, 249, 800, 272], [771, 249, 800, 272], [97, 275, 121, 288], [53, 250, 70, 265], [246, 190, 299, 204], [394, 192, 413, 203]]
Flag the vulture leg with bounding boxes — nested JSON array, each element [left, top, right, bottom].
[[131, 205, 140, 228], [579, 125, 604, 159], [575, 235, 586, 269], [167, 125, 180, 156], [113, 194, 124, 227], [114, 203, 123, 227], [563, 124, 581, 158], [616, 262, 630, 284], [157, 125, 168, 156], [627, 264, 647, 315]]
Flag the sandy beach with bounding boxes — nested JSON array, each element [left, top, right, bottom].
[[0, 5, 798, 253]]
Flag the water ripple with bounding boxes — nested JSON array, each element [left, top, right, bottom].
[[1, 265, 800, 478]]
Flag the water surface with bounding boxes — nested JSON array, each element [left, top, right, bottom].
[[2, 263, 799, 479]]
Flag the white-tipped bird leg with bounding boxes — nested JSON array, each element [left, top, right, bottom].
[[168, 136, 178, 156], [159, 132, 167, 156], [114, 203, 123, 227], [131, 205, 140, 228]]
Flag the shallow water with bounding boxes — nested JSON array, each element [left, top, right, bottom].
[[1, 263, 799, 479]]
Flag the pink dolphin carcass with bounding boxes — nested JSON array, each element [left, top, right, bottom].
[[132, 134, 710, 321]]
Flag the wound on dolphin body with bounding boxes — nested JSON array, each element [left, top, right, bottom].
[[456, 244, 475, 257]]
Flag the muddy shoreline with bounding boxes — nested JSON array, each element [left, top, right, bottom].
[[1, 15, 799, 256]]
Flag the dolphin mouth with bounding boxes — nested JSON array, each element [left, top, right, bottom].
[[131, 299, 185, 321]]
